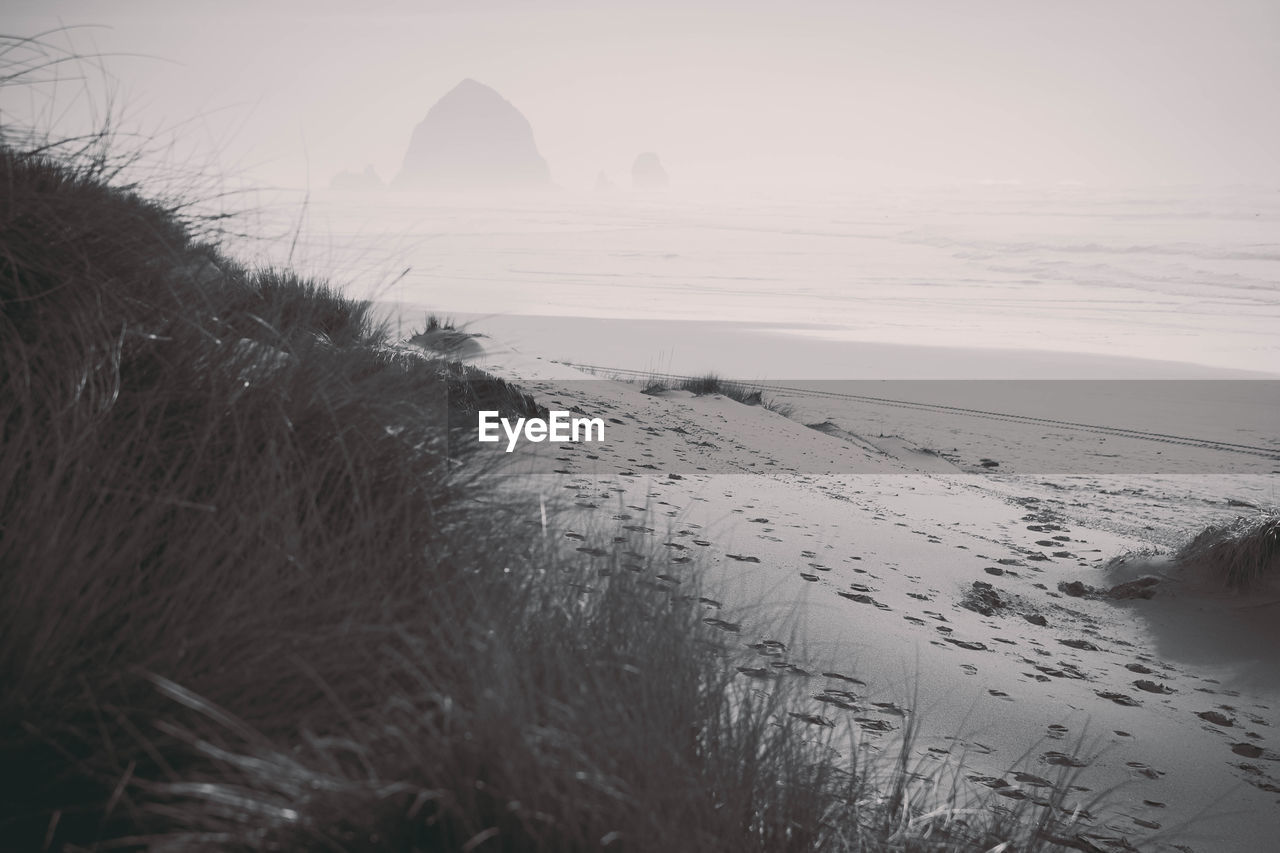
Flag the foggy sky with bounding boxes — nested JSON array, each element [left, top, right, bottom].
[[5, 0, 1279, 191]]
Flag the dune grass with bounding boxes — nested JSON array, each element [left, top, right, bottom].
[[678, 373, 762, 405], [1173, 511, 1280, 593], [423, 313, 456, 332], [0, 143, 651, 849], [637, 373, 778, 409], [670, 373, 798, 417], [0, 100, 1128, 851]]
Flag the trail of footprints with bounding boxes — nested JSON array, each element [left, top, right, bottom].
[[560, 464, 1280, 814], [541, 388, 1280, 836], [735, 493, 1280, 812]]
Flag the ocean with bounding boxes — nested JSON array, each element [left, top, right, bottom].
[[239, 183, 1280, 379]]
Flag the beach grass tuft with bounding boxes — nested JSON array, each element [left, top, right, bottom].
[[1173, 511, 1280, 593], [678, 373, 761, 405]]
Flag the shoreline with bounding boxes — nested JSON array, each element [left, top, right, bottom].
[[376, 304, 1278, 380]]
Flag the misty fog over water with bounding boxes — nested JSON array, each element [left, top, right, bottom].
[[6, 2, 1276, 381], [241, 184, 1280, 378]]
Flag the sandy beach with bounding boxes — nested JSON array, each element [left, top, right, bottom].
[[415, 311, 1280, 853]]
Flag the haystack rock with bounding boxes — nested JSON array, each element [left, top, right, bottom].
[[394, 79, 551, 190], [631, 152, 669, 190]]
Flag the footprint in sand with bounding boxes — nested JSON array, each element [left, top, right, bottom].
[[1197, 710, 1237, 729], [822, 671, 867, 686], [1133, 679, 1174, 695], [1013, 772, 1055, 789], [1046, 724, 1069, 740], [967, 774, 1011, 790], [855, 718, 896, 733], [725, 554, 761, 563], [799, 572, 819, 582], [1235, 764, 1280, 793], [944, 637, 988, 651], [1230, 743, 1280, 760], [772, 662, 811, 676], [1096, 690, 1143, 707], [750, 640, 787, 656], [815, 690, 860, 711], [1030, 663, 1087, 681], [1041, 751, 1088, 768], [1125, 761, 1164, 780]]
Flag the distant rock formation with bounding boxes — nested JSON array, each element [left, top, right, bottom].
[[631, 152, 669, 190], [394, 79, 551, 191], [329, 165, 384, 191], [595, 170, 618, 194]]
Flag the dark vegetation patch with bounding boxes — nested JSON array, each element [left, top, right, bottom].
[[679, 373, 761, 404], [960, 581, 1051, 627], [1173, 512, 1280, 593], [0, 141, 868, 852]]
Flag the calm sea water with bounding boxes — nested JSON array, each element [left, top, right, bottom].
[[239, 184, 1280, 376]]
